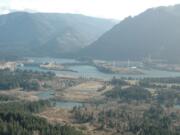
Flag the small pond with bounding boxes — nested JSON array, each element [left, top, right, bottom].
[[37, 90, 83, 109]]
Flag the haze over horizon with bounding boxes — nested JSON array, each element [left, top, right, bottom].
[[1, 0, 180, 20]]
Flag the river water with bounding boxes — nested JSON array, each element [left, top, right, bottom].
[[20, 57, 180, 80], [20, 57, 180, 109]]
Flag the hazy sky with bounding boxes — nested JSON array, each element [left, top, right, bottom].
[[1, 0, 180, 19]]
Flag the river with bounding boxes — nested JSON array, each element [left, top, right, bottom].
[[20, 57, 180, 80], [20, 57, 180, 109]]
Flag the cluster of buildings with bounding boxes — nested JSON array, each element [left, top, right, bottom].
[[40, 62, 64, 70], [0, 62, 17, 71]]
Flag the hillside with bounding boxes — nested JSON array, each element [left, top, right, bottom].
[[81, 5, 180, 63], [0, 12, 116, 58]]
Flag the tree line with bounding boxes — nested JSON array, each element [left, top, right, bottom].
[[0, 100, 83, 135], [0, 69, 55, 90]]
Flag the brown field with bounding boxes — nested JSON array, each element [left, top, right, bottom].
[[0, 89, 39, 101], [55, 81, 113, 102]]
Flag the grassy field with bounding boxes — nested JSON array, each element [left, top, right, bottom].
[[55, 81, 112, 102]]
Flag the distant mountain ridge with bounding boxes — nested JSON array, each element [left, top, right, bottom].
[[81, 5, 180, 63], [0, 12, 116, 58]]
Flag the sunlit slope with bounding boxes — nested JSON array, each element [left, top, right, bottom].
[[0, 12, 116, 57]]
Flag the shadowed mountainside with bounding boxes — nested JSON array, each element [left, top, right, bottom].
[[81, 5, 180, 63]]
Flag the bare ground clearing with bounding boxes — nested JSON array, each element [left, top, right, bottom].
[[55, 81, 113, 102]]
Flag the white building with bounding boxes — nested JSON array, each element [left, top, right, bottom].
[[0, 62, 17, 71]]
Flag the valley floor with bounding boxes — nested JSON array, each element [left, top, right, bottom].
[[0, 65, 180, 135]]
